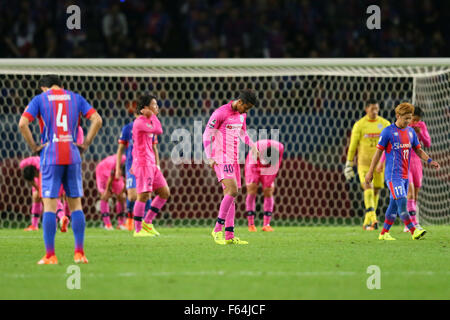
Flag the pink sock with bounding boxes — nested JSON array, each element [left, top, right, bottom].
[[264, 196, 274, 213], [133, 201, 146, 232], [214, 194, 235, 232], [31, 202, 42, 228], [64, 201, 70, 217], [410, 215, 418, 225], [225, 201, 236, 240], [246, 194, 256, 211], [144, 196, 167, 224], [248, 215, 255, 226], [116, 202, 124, 225], [56, 200, 65, 220], [100, 200, 111, 226], [263, 215, 272, 226], [407, 199, 416, 212]]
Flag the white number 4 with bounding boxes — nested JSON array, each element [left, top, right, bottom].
[[57, 103, 68, 132]]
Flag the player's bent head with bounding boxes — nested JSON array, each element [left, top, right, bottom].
[[237, 89, 258, 113], [136, 93, 158, 114], [413, 106, 423, 121], [23, 165, 38, 182], [38, 75, 62, 91]]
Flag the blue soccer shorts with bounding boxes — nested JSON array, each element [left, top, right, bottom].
[[386, 179, 409, 200], [40, 163, 83, 198], [126, 166, 137, 190]]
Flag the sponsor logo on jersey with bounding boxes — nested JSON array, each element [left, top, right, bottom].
[[226, 124, 243, 130], [394, 143, 411, 149], [240, 115, 244, 123], [208, 119, 216, 128], [364, 133, 380, 138]]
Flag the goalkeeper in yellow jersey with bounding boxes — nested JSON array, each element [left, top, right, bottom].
[[344, 100, 390, 230]]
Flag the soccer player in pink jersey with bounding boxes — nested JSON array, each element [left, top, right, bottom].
[[19, 75, 102, 265], [245, 139, 284, 232], [131, 94, 170, 237], [20, 156, 42, 231], [96, 154, 127, 230], [406, 107, 431, 228], [203, 89, 259, 245]]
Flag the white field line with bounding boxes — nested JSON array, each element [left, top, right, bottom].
[[3, 270, 449, 279]]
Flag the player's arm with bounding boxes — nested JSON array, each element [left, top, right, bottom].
[[153, 143, 160, 169], [18, 116, 46, 155], [105, 170, 114, 193], [77, 111, 102, 154], [239, 120, 259, 160], [135, 114, 163, 135], [365, 148, 384, 186], [411, 130, 439, 169], [419, 123, 431, 148], [344, 121, 361, 180], [203, 110, 224, 168], [116, 143, 126, 179]]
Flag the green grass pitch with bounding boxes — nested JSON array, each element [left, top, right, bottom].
[[0, 225, 449, 300]]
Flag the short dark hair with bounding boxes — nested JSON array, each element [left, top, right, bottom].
[[136, 94, 158, 114], [38, 75, 61, 88], [413, 106, 423, 118], [365, 99, 378, 107], [238, 89, 257, 106], [23, 165, 37, 182]]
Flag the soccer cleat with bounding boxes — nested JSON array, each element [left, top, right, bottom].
[[248, 225, 257, 232], [403, 226, 410, 233], [378, 233, 396, 240], [125, 218, 134, 231], [412, 228, 427, 240], [24, 225, 39, 231], [117, 224, 128, 230], [363, 225, 374, 231], [60, 216, 69, 233], [142, 221, 160, 236], [225, 237, 248, 245], [104, 224, 113, 231], [74, 252, 88, 264], [262, 225, 274, 232], [211, 230, 226, 245], [371, 221, 379, 230], [37, 255, 58, 265], [133, 228, 155, 237]]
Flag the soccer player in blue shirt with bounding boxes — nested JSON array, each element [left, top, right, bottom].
[[18, 75, 102, 264], [365, 103, 440, 240]]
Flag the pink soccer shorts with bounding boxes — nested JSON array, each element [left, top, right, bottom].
[[245, 166, 276, 188], [134, 166, 167, 194], [408, 161, 423, 188], [214, 163, 241, 189], [96, 177, 125, 195]]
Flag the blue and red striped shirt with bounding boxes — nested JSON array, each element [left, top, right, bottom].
[[376, 124, 421, 180], [23, 89, 95, 165]]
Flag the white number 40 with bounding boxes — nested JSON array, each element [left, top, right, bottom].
[[57, 103, 68, 132]]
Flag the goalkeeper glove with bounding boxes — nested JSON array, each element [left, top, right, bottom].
[[344, 160, 355, 181]]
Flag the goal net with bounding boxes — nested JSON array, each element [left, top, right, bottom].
[[0, 59, 448, 228]]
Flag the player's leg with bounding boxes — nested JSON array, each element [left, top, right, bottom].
[[262, 186, 275, 232], [38, 164, 64, 264], [97, 176, 113, 230], [25, 190, 42, 231], [413, 187, 421, 226], [245, 183, 258, 232], [64, 163, 89, 263], [132, 166, 154, 236], [59, 195, 70, 233], [406, 182, 416, 231], [378, 197, 397, 240], [408, 164, 422, 226], [359, 167, 376, 230], [112, 178, 126, 229], [143, 169, 169, 236], [372, 169, 385, 229], [223, 163, 247, 245], [125, 169, 137, 231]]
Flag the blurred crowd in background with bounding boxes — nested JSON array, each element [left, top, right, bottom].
[[0, 0, 448, 59]]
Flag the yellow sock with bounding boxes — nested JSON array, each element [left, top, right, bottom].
[[363, 189, 375, 225], [374, 193, 380, 212]]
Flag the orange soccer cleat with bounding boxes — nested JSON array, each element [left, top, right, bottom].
[[125, 218, 134, 231], [24, 225, 39, 231], [74, 252, 89, 264], [37, 255, 58, 265], [60, 216, 69, 233], [262, 225, 274, 232], [248, 225, 257, 232]]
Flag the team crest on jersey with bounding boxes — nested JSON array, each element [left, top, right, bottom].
[[393, 132, 398, 136], [240, 115, 244, 123], [409, 131, 413, 139], [146, 123, 153, 128], [208, 119, 216, 128], [378, 124, 383, 129]]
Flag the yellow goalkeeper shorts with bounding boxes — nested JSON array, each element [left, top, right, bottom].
[[358, 166, 385, 189]]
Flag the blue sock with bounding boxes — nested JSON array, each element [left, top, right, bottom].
[[127, 199, 135, 216], [144, 199, 152, 219], [382, 200, 397, 232], [43, 212, 56, 257], [396, 198, 415, 231], [71, 210, 85, 253]]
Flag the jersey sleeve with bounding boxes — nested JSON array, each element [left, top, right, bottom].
[[134, 115, 163, 135], [118, 125, 130, 146], [418, 122, 431, 148], [22, 96, 40, 122], [77, 94, 96, 119], [376, 127, 390, 150], [411, 129, 421, 150], [203, 109, 226, 159], [346, 121, 361, 161], [239, 116, 255, 147]]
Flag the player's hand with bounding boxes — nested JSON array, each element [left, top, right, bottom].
[[430, 161, 440, 170], [115, 168, 122, 180], [250, 145, 260, 162], [364, 171, 373, 188], [75, 143, 88, 154], [344, 160, 355, 180], [413, 126, 421, 134], [208, 159, 217, 169], [375, 162, 384, 173], [32, 143, 47, 156]]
